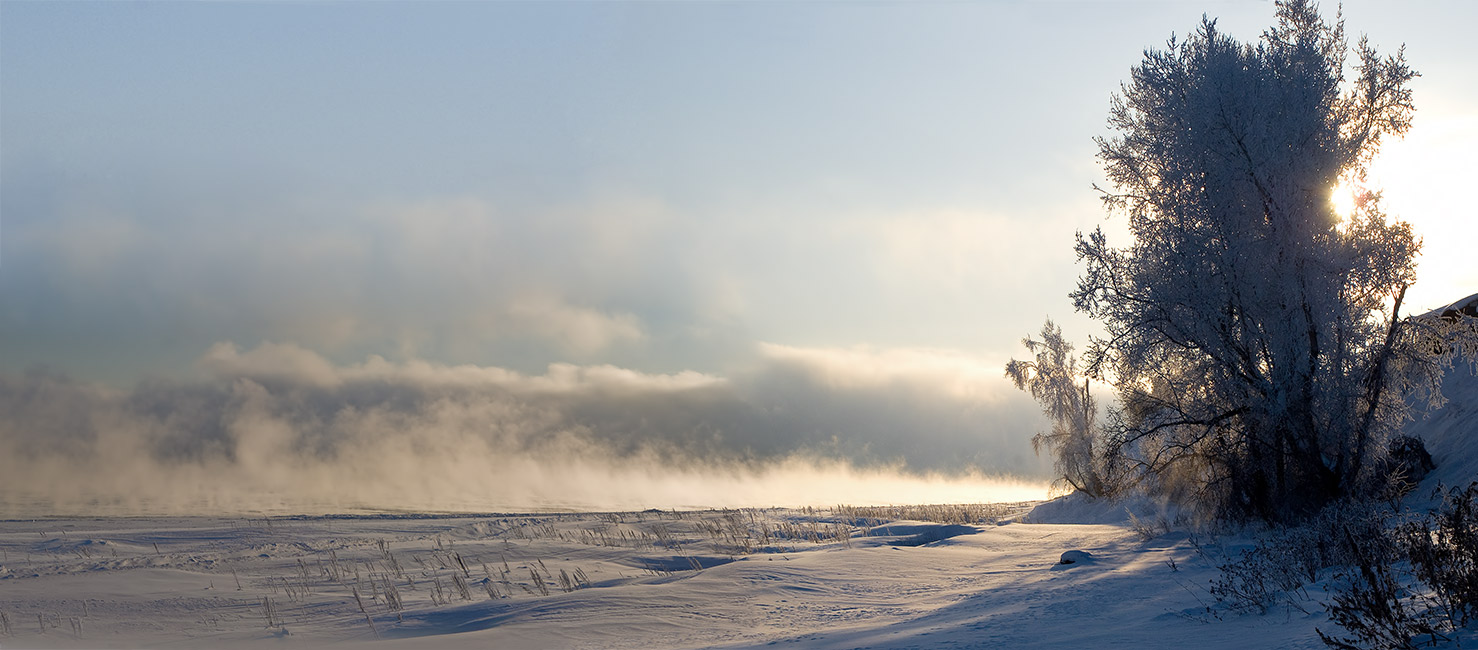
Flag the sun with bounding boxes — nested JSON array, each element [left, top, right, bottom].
[[1329, 179, 1359, 226]]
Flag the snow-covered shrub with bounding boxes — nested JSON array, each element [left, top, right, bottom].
[[1318, 543, 1435, 650], [1319, 483, 1478, 649], [1401, 483, 1478, 632], [1126, 511, 1171, 541], [1380, 436, 1436, 504], [1209, 501, 1393, 615]]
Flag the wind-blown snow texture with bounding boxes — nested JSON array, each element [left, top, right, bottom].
[[0, 367, 1471, 649]]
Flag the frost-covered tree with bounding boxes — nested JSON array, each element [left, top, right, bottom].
[[1072, 0, 1475, 521], [1006, 320, 1116, 497]]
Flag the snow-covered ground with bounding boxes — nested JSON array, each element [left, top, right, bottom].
[[1, 367, 1472, 649], [0, 504, 1310, 650]]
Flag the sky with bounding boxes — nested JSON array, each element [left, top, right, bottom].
[[2, 0, 1475, 513]]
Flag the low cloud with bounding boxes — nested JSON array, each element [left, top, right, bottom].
[[506, 292, 647, 354], [0, 342, 1048, 516], [1, 181, 1102, 385], [1, 193, 681, 374]]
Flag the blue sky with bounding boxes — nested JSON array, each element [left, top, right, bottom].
[[1, 1, 1475, 509]]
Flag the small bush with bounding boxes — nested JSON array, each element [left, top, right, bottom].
[[1385, 436, 1436, 485], [1401, 483, 1478, 632], [1379, 436, 1437, 509], [1318, 483, 1478, 649], [1318, 529, 1437, 650], [1208, 502, 1392, 615], [1208, 540, 1312, 615]]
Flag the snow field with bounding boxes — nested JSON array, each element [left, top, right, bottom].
[[0, 503, 1344, 650]]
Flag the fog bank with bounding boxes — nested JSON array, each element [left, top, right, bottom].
[[0, 342, 1048, 516]]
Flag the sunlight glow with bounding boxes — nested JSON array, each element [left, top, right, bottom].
[[1361, 110, 1478, 312], [1330, 180, 1359, 226]]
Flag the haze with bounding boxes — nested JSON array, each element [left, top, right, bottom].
[[2, 1, 1473, 515]]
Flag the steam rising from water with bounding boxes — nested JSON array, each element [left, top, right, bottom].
[[0, 342, 1048, 516]]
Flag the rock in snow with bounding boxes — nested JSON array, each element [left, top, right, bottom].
[[1059, 550, 1095, 565]]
